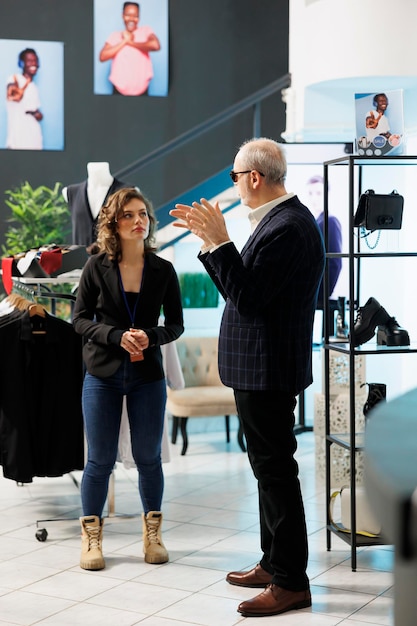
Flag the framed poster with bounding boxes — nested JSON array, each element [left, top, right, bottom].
[[355, 90, 404, 156], [0, 39, 64, 151], [94, 0, 169, 97]]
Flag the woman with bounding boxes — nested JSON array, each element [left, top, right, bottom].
[[73, 187, 183, 570], [99, 2, 161, 96]]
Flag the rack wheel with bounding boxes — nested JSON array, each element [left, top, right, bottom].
[[36, 528, 48, 542]]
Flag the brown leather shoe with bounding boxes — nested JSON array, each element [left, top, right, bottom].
[[237, 584, 311, 617], [226, 563, 273, 588]]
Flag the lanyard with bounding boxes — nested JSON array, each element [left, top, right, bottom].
[[117, 259, 146, 328]]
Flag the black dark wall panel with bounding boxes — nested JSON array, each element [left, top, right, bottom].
[[0, 0, 288, 244]]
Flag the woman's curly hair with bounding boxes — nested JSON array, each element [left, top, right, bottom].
[[96, 187, 157, 261]]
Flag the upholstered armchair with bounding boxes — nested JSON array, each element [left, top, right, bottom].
[[166, 336, 246, 455]]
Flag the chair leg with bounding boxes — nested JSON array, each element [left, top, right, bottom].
[[237, 415, 246, 452], [171, 416, 179, 444], [179, 417, 189, 456], [225, 415, 230, 443]]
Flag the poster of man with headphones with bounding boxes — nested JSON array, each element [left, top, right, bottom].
[[355, 89, 404, 156], [0, 39, 64, 151]]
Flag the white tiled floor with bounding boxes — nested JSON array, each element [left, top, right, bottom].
[[0, 421, 394, 625]]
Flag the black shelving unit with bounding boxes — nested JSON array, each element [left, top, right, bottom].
[[322, 154, 417, 570]]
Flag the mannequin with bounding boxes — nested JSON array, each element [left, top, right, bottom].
[[63, 162, 114, 219], [63, 162, 132, 246]]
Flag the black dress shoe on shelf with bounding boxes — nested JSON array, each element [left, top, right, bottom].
[[350, 297, 391, 347], [237, 584, 312, 617], [377, 316, 410, 346], [226, 563, 273, 588]]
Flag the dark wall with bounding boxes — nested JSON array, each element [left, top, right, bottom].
[[0, 0, 289, 244]]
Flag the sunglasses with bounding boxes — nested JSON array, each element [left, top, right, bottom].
[[229, 170, 265, 183]]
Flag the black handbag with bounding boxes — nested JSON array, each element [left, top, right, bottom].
[[354, 189, 404, 231]]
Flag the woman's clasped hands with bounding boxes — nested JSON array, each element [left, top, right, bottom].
[[121, 327, 149, 358]]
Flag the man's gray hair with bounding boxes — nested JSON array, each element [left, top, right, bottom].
[[237, 137, 287, 185]]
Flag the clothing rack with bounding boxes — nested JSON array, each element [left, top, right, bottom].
[[2, 286, 85, 540], [9, 284, 142, 538], [11, 275, 79, 316], [3, 276, 129, 539], [10, 283, 125, 539]]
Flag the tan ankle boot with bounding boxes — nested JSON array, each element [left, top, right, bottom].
[[80, 515, 105, 570], [142, 511, 169, 564]]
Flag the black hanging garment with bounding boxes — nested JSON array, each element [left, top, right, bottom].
[[0, 309, 84, 482]]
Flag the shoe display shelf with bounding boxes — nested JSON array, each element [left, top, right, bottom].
[[322, 154, 417, 571]]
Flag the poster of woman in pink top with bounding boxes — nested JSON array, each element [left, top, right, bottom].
[[94, 0, 168, 97]]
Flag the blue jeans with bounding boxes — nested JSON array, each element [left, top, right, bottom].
[[81, 357, 167, 518]]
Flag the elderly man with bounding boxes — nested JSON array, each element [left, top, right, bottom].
[[170, 137, 325, 618]]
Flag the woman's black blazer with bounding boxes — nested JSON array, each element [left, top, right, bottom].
[[73, 251, 184, 378]]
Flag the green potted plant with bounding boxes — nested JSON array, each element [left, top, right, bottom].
[[2, 181, 71, 256], [1, 181, 73, 318]]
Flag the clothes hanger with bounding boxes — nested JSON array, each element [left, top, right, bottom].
[[28, 303, 46, 318], [6, 294, 46, 316], [5, 294, 47, 332], [6, 293, 31, 310], [28, 303, 47, 334]]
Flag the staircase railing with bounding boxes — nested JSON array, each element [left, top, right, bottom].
[[114, 73, 291, 249], [114, 73, 291, 181]]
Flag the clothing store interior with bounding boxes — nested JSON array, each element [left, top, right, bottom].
[[1, 1, 417, 625]]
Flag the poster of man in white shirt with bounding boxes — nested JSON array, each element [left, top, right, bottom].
[[355, 89, 404, 156]]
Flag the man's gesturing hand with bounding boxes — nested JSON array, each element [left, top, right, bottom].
[[170, 198, 230, 247]]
